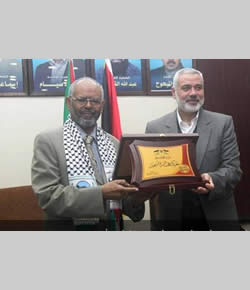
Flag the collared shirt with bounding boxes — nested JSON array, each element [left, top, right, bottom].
[[176, 110, 200, 134]]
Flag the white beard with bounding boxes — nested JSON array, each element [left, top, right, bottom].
[[176, 96, 204, 113]]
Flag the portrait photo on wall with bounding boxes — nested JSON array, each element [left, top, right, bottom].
[[29, 59, 87, 95], [94, 59, 144, 95], [0, 58, 27, 96], [149, 59, 193, 92]]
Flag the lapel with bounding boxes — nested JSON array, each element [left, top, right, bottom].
[[195, 109, 213, 169], [157, 109, 212, 170], [163, 111, 179, 133]]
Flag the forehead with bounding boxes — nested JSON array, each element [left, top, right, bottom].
[[178, 73, 203, 86], [162, 58, 179, 63], [74, 82, 102, 97]]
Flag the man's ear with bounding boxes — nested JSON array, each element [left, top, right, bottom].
[[171, 88, 176, 99], [66, 97, 71, 110], [100, 99, 105, 113]]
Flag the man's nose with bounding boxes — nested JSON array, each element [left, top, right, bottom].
[[190, 87, 198, 95], [85, 100, 92, 108]]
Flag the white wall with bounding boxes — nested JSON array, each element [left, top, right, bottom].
[[0, 97, 64, 188], [118, 96, 177, 133], [0, 95, 177, 220]]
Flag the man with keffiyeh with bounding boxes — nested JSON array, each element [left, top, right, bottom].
[[31, 77, 145, 230]]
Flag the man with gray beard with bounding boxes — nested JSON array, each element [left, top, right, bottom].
[[145, 68, 242, 231], [32, 77, 145, 230]]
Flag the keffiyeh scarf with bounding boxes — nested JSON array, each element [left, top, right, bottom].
[[64, 116, 117, 180], [63, 116, 122, 230]]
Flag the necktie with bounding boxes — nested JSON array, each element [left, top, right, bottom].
[[84, 135, 122, 230], [84, 135, 103, 185]]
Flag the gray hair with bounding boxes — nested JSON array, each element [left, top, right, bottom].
[[173, 68, 204, 90], [69, 77, 104, 99]]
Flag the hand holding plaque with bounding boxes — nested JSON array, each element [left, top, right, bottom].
[[113, 134, 205, 195]]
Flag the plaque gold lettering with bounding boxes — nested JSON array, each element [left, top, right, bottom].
[[137, 144, 195, 181], [113, 134, 206, 193]]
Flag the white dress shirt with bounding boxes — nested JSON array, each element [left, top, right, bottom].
[[176, 110, 199, 134]]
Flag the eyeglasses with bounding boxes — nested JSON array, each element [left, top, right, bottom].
[[71, 97, 102, 106]]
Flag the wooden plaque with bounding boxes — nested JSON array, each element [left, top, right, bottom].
[[113, 134, 205, 194]]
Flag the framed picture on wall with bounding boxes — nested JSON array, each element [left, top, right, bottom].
[[28, 59, 88, 96], [146, 59, 193, 96], [0, 58, 28, 97], [92, 59, 147, 96]]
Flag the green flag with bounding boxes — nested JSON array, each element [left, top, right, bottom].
[[63, 59, 75, 122]]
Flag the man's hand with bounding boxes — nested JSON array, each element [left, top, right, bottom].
[[102, 179, 139, 200], [192, 173, 215, 194]]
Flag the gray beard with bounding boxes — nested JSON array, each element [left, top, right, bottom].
[[176, 97, 204, 113], [76, 117, 97, 129], [70, 104, 99, 130], [181, 102, 203, 113]]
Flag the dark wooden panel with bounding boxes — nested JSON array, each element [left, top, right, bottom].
[[0, 186, 44, 230], [196, 59, 250, 219]]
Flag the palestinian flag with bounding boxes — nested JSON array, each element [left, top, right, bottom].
[[101, 59, 123, 230], [101, 59, 122, 140]]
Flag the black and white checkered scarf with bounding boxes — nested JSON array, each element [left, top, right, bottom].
[[64, 116, 117, 179]]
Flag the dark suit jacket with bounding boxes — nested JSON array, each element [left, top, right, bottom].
[[34, 59, 85, 91], [145, 109, 242, 230]]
